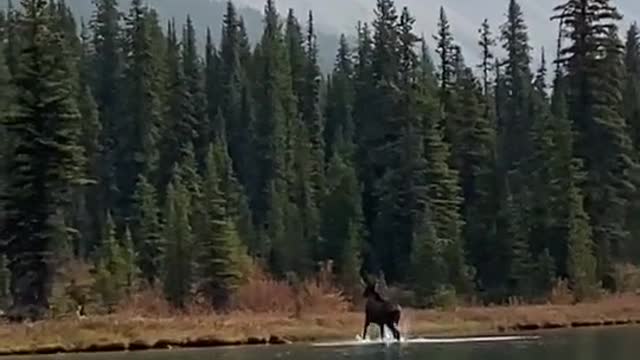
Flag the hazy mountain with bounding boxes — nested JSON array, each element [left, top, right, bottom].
[[233, 0, 640, 65], [5, 0, 639, 69], [60, 0, 339, 70]]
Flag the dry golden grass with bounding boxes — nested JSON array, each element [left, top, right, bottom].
[[1, 294, 640, 354]]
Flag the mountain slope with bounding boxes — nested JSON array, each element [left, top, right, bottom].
[[233, 0, 640, 65]]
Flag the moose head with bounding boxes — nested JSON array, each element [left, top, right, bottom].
[[360, 273, 401, 341]]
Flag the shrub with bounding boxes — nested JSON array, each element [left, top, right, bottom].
[[49, 260, 95, 318], [612, 263, 640, 293], [115, 287, 173, 318], [298, 263, 349, 315], [230, 262, 349, 315], [549, 278, 574, 305], [431, 285, 458, 310], [230, 266, 297, 314]]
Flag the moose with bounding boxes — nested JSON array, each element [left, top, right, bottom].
[[361, 274, 402, 341]]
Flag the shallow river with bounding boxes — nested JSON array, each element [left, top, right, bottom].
[[6, 326, 640, 360]]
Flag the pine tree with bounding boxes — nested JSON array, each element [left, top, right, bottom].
[[411, 208, 446, 303], [363, 0, 404, 281], [3, 0, 85, 315], [454, 66, 498, 293], [131, 175, 163, 287], [285, 9, 306, 105], [3, 0, 21, 77], [499, 0, 533, 176], [423, 110, 468, 292], [503, 187, 534, 297], [209, 131, 255, 253], [434, 7, 455, 108], [0, 255, 10, 310], [624, 23, 640, 261], [117, 0, 162, 220], [162, 171, 194, 308], [325, 34, 355, 159], [94, 212, 128, 309], [321, 154, 363, 286], [624, 23, 640, 151], [566, 175, 598, 301], [219, 1, 252, 187], [195, 145, 247, 307], [90, 0, 123, 225], [554, 0, 635, 287], [72, 20, 102, 258], [121, 226, 137, 291], [181, 16, 207, 164], [478, 19, 496, 97], [253, 0, 294, 269]]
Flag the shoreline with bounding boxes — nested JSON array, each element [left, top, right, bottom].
[[1, 295, 639, 357]]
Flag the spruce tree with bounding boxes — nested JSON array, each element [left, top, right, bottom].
[[0, 255, 9, 310], [117, 0, 162, 219], [131, 175, 163, 287], [182, 16, 207, 163], [554, 0, 635, 287], [322, 154, 363, 286], [219, 1, 252, 187], [624, 23, 640, 261], [285, 9, 306, 105], [434, 7, 455, 108], [90, 0, 123, 224], [122, 225, 137, 290], [3, 0, 85, 315], [325, 34, 355, 159], [253, 0, 294, 269], [209, 130, 255, 253], [499, 0, 533, 176], [72, 20, 102, 258], [423, 109, 468, 292], [3, 0, 21, 77], [94, 212, 128, 309], [195, 145, 247, 307], [162, 170, 194, 308], [411, 208, 446, 303], [478, 19, 496, 97]]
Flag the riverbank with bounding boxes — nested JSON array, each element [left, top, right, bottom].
[[1, 294, 639, 356]]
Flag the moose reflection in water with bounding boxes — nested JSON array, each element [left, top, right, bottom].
[[361, 274, 402, 341]]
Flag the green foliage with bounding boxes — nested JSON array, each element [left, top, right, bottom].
[[93, 213, 128, 309], [411, 209, 446, 303], [3, 0, 640, 313], [3, 0, 85, 314], [195, 144, 248, 307], [0, 255, 10, 310], [567, 179, 598, 301], [554, 0, 636, 289], [321, 154, 363, 286], [132, 175, 164, 287], [162, 169, 195, 308], [116, 0, 163, 219]]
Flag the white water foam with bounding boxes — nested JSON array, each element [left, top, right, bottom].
[[311, 335, 540, 348]]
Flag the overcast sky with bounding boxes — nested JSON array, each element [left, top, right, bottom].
[[230, 0, 640, 64]]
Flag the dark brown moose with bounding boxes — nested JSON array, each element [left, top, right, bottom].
[[361, 275, 402, 341]]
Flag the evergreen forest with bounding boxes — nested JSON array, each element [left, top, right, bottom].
[[1, 0, 640, 317]]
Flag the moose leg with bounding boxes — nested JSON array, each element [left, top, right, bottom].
[[389, 323, 401, 341], [379, 323, 385, 340], [362, 320, 370, 340]]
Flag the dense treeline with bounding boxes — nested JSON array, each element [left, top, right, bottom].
[[1, 0, 640, 317]]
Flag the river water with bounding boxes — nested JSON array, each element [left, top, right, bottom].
[[5, 326, 639, 360]]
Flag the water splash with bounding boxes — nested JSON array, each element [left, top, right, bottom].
[[312, 334, 540, 348]]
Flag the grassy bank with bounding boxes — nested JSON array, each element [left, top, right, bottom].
[[1, 295, 640, 356]]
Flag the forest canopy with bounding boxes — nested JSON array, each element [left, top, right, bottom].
[[1, 0, 640, 318]]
